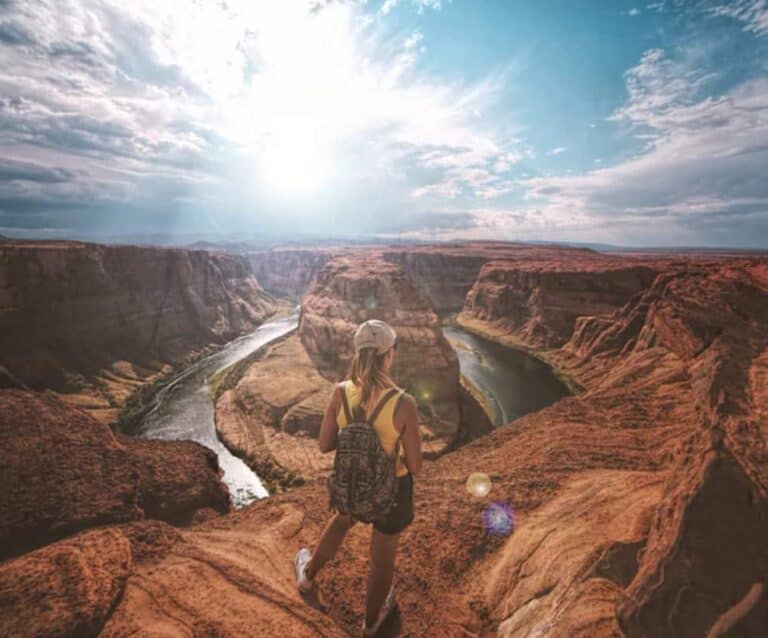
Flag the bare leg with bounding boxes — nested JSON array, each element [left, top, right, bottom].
[[305, 512, 356, 580], [365, 528, 400, 627]]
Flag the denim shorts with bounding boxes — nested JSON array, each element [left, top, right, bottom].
[[371, 473, 414, 535]]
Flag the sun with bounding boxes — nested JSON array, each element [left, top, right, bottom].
[[260, 127, 330, 196]]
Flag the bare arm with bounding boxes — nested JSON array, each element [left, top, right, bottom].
[[318, 384, 341, 453], [397, 393, 422, 475]]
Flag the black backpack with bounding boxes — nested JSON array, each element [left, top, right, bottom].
[[328, 384, 405, 523]]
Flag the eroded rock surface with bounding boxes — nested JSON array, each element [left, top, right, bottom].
[[247, 247, 340, 300], [0, 527, 132, 638], [0, 240, 279, 422], [5, 245, 767, 637], [460, 255, 664, 348], [0, 389, 230, 561], [101, 503, 348, 637], [458, 257, 768, 637], [298, 254, 462, 452], [383, 241, 605, 313]]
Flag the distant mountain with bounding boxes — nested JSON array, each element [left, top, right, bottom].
[[1, 229, 764, 253]]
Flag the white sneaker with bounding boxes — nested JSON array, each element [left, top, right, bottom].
[[362, 584, 395, 636], [293, 548, 314, 593]]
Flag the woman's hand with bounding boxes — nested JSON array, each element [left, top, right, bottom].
[[318, 384, 341, 453]]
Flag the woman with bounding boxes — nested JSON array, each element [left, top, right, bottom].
[[294, 318, 422, 637]]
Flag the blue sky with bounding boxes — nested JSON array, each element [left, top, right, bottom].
[[1, 0, 767, 246]]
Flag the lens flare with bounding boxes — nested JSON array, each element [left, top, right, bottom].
[[466, 472, 492, 498], [482, 502, 515, 537]]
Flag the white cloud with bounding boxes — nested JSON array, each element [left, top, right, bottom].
[[0, 0, 514, 232], [629, 8, 640, 16], [547, 146, 568, 155], [608, 48, 716, 132], [519, 48, 768, 244], [709, 0, 768, 38], [379, 0, 450, 16], [380, 0, 399, 15]]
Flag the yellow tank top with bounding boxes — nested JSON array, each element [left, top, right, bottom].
[[336, 380, 409, 477]]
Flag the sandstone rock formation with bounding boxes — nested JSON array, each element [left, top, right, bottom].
[[383, 242, 610, 314], [0, 240, 279, 422], [0, 388, 230, 561], [459, 255, 664, 348], [214, 331, 335, 490], [298, 254, 463, 453], [247, 247, 340, 300], [100, 503, 349, 638], [0, 527, 132, 638], [457, 257, 768, 636], [4, 243, 767, 637]]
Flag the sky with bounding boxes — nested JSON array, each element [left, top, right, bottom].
[[0, 0, 767, 247]]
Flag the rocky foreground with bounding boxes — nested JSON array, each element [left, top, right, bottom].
[[1, 241, 766, 637]]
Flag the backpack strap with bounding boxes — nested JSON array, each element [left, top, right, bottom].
[[391, 389, 407, 459], [367, 387, 400, 424], [340, 384, 399, 424], [338, 382, 353, 424]]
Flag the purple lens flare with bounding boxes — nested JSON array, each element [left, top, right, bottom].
[[482, 501, 515, 537]]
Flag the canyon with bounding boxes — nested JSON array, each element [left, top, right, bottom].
[[213, 253, 493, 492], [0, 240, 281, 423], [1, 238, 766, 637]]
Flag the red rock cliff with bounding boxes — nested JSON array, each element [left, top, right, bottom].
[[0, 388, 230, 562], [0, 240, 279, 421], [383, 241, 608, 314], [298, 254, 462, 454], [246, 247, 341, 300], [454, 255, 768, 636], [459, 255, 663, 348]]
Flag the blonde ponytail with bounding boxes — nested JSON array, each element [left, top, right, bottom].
[[346, 347, 395, 414]]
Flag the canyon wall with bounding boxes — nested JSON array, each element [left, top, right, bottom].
[[383, 242, 606, 314], [459, 256, 664, 348], [298, 254, 462, 453], [76, 255, 766, 638], [5, 242, 767, 637], [246, 247, 340, 300], [0, 240, 280, 421], [456, 256, 768, 636]]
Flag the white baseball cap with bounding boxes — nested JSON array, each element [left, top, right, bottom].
[[353, 319, 397, 354]]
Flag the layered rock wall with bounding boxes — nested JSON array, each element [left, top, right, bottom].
[[460, 258, 661, 348], [461, 257, 768, 636], [383, 242, 607, 314], [298, 254, 462, 453], [0, 241, 279, 420], [246, 247, 340, 300], [382, 248, 490, 313]]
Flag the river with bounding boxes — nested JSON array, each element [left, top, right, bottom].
[[137, 306, 300, 508], [442, 323, 570, 426], [138, 310, 569, 508]]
